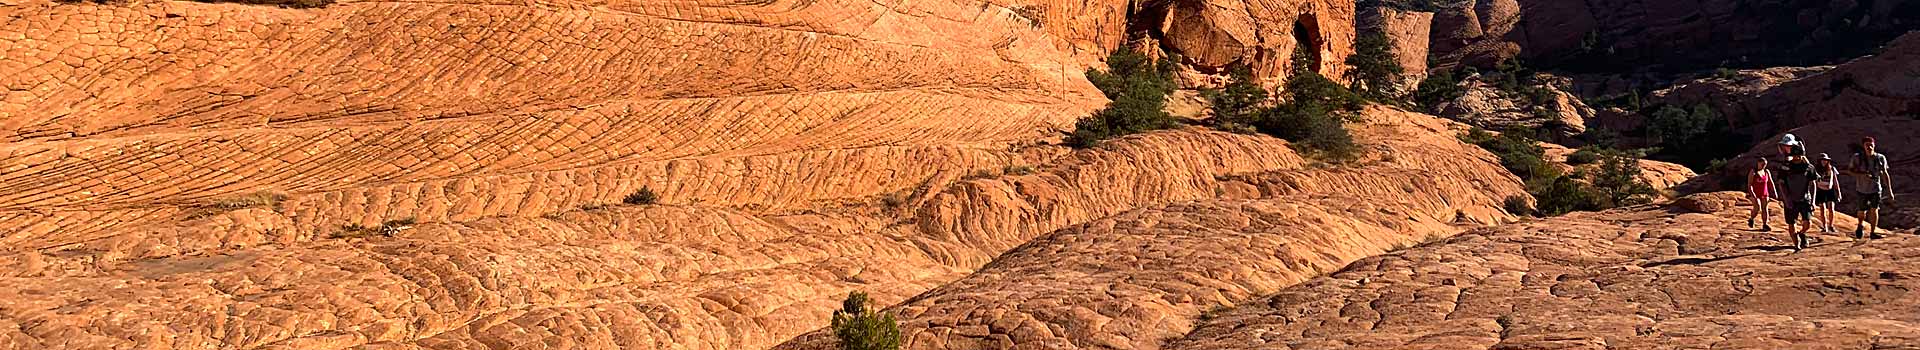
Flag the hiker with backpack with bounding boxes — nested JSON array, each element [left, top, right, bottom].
[[1774, 135, 1820, 250], [1851, 136, 1895, 239]]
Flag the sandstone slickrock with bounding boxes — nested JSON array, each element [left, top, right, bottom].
[[0, 0, 1395, 348], [774, 107, 1530, 350], [1171, 192, 1920, 349]]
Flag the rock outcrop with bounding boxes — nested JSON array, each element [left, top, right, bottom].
[[1431, 72, 1592, 141], [1359, 6, 1433, 89], [774, 107, 1529, 350], [1724, 32, 1920, 134], [1160, 0, 1357, 86], [1172, 192, 1920, 349], [1419, 0, 1920, 71]]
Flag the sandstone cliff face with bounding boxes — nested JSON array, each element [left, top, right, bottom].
[[1173, 192, 1920, 349], [1727, 32, 1920, 133], [1359, 6, 1433, 90], [1160, 0, 1357, 86], [1419, 0, 1920, 71]]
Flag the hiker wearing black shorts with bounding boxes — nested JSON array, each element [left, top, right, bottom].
[[1774, 134, 1818, 250], [1814, 153, 1843, 232]]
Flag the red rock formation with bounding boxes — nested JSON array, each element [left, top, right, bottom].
[[1423, 0, 1920, 70], [1160, 0, 1356, 85], [773, 107, 1530, 350]]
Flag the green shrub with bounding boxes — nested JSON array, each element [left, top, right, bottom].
[[1412, 70, 1464, 112], [1464, 128, 1629, 216], [1503, 195, 1534, 216], [1284, 70, 1367, 113], [1205, 64, 1267, 130], [1640, 103, 1744, 171], [1345, 32, 1404, 99], [1713, 67, 1740, 80], [1566, 147, 1603, 165], [1003, 165, 1036, 176], [1590, 153, 1659, 207], [624, 187, 659, 205], [831, 292, 901, 350], [1255, 103, 1359, 162], [1531, 176, 1603, 216], [1067, 48, 1180, 148]]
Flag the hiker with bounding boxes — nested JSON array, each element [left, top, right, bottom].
[[1850, 136, 1895, 239], [1747, 157, 1775, 232], [1814, 153, 1843, 232], [1776, 149, 1819, 250]]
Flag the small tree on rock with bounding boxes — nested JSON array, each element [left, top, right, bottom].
[[831, 292, 900, 350], [1345, 32, 1404, 99]]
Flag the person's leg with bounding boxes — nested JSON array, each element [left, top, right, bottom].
[[1748, 196, 1762, 227]]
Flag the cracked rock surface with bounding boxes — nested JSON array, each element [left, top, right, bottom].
[[1171, 192, 1920, 350]]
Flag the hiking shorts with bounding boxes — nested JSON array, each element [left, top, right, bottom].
[[1861, 193, 1883, 210], [1786, 201, 1813, 225], [1816, 189, 1840, 204]]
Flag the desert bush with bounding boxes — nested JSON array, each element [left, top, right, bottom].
[[1641, 103, 1744, 171], [1002, 165, 1036, 176], [1411, 70, 1464, 112], [1345, 32, 1405, 99], [1567, 147, 1603, 165], [623, 187, 659, 205], [1255, 103, 1359, 162], [831, 292, 901, 350], [1589, 153, 1659, 207], [1205, 64, 1268, 130], [1503, 195, 1534, 216], [1067, 48, 1179, 148]]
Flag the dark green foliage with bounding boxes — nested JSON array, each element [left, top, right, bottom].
[[1713, 67, 1740, 80], [1067, 48, 1180, 148], [1197, 49, 1363, 162], [1412, 70, 1465, 112], [1503, 195, 1534, 216], [1567, 147, 1603, 165], [1640, 104, 1744, 172], [1463, 128, 1654, 216], [1284, 70, 1367, 113], [1205, 64, 1268, 130], [1590, 153, 1659, 207], [1345, 32, 1404, 99], [1255, 102, 1360, 162], [1531, 176, 1605, 215], [1262, 68, 1364, 162], [624, 187, 660, 205], [831, 292, 901, 350]]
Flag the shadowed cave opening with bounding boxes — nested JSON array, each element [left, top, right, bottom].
[[1293, 12, 1325, 75]]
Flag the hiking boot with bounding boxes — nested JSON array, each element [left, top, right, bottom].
[[1762, 225, 1772, 232], [1748, 218, 1755, 228], [1856, 227, 1866, 239]]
